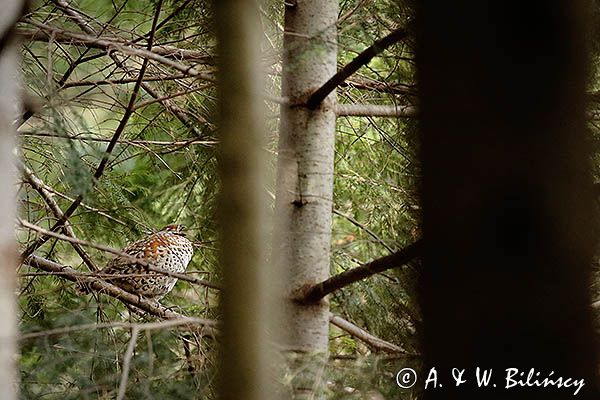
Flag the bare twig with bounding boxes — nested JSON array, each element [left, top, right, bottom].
[[18, 26, 216, 72], [333, 208, 394, 252], [49, 0, 210, 135], [59, 74, 192, 88], [21, 165, 99, 271], [20, 11, 160, 259], [20, 318, 213, 341], [22, 181, 129, 228], [341, 77, 415, 96], [117, 326, 140, 400], [20, 131, 217, 147]]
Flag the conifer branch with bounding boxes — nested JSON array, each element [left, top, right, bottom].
[[299, 239, 422, 303], [21, 166, 99, 271], [19, 10, 160, 259], [18, 25, 216, 73], [20, 318, 215, 342], [306, 27, 408, 109], [19, 131, 216, 148], [336, 104, 417, 118], [329, 313, 411, 354], [23, 255, 218, 337], [332, 208, 394, 252]]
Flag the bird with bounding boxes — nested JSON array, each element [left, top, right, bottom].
[[99, 224, 194, 300]]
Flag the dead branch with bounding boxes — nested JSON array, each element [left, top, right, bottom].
[[20, 318, 212, 341], [18, 26, 215, 67], [23, 255, 218, 337], [21, 165, 99, 271], [20, 131, 217, 147], [336, 104, 417, 118], [306, 27, 408, 109], [20, 19, 157, 259], [18, 178, 129, 227], [49, 0, 209, 135], [117, 325, 140, 400], [333, 208, 394, 252], [19, 20, 214, 79], [341, 77, 415, 96], [299, 240, 422, 303], [329, 313, 411, 354], [59, 74, 191, 88]]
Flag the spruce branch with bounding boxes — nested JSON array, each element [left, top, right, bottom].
[[20, 9, 160, 259], [21, 165, 99, 271], [299, 239, 422, 303], [329, 313, 412, 354], [306, 27, 408, 109], [23, 254, 218, 337]]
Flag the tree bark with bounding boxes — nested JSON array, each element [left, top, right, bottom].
[[215, 1, 273, 399], [273, 0, 338, 397], [416, 1, 599, 399], [0, 2, 25, 398]]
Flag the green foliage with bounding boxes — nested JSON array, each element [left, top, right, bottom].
[[19, 0, 422, 398]]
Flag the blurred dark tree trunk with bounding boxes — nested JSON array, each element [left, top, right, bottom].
[[416, 1, 599, 399], [0, 2, 24, 399], [215, 1, 273, 399]]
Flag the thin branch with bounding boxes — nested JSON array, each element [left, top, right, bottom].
[[19, 218, 145, 259], [21, 165, 99, 271], [52, 0, 98, 35], [52, 0, 211, 136], [329, 313, 410, 354], [306, 27, 408, 109], [20, 318, 211, 341], [20, 131, 217, 147], [117, 326, 140, 400], [19, 23, 215, 79], [25, 181, 129, 228], [60, 74, 191, 88], [133, 86, 207, 110], [23, 254, 218, 336], [19, 25, 215, 64], [299, 240, 423, 303], [336, 104, 417, 118], [333, 208, 394, 252], [20, 13, 159, 259], [341, 77, 416, 96]]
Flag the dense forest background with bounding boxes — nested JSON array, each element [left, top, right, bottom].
[[6, 0, 600, 399], [16, 0, 419, 399]]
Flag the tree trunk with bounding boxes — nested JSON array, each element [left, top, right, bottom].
[[215, 1, 273, 399], [416, 1, 599, 399], [274, 0, 338, 397], [0, 2, 24, 399]]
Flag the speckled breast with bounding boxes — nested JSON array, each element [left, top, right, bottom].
[[102, 231, 193, 299]]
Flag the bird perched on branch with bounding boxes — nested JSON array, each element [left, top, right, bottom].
[[99, 224, 193, 300]]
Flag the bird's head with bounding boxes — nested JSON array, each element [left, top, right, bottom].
[[161, 224, 187, 236]]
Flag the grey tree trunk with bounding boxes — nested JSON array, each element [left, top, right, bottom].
[[215, 1, 273, 399], [0, 2, 23, 399], [274, 0, 338, 397]]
